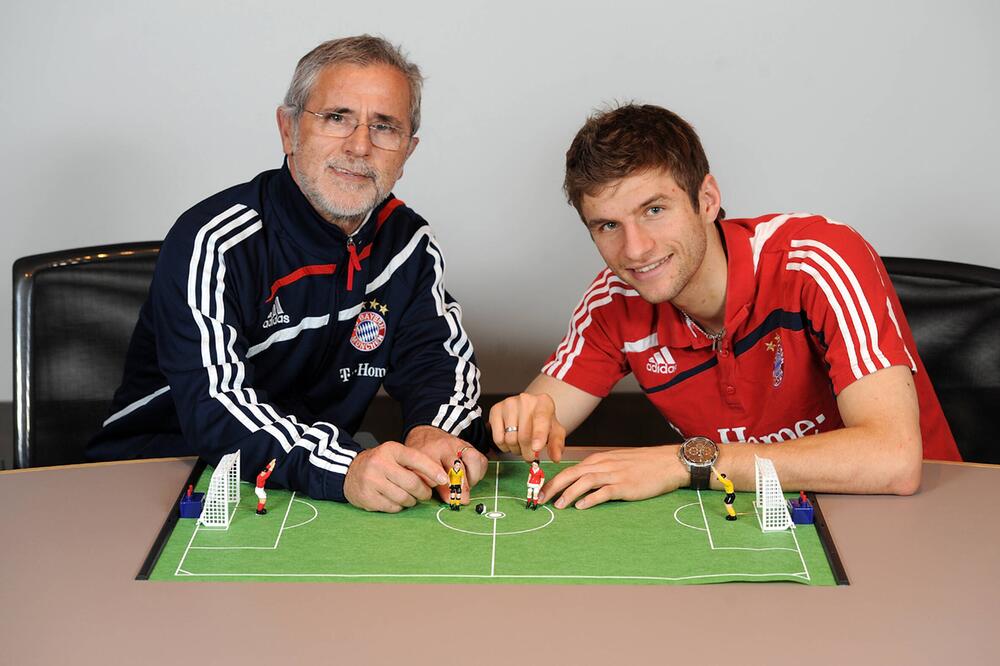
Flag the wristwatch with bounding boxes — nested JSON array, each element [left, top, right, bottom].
[[678, 436, 719, 490]]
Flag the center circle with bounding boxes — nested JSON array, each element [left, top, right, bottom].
[[436, 495, 555, 536]]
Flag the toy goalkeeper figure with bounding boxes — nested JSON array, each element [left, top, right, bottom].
[[526, 459, 545, 510], [712, 465, 737, 521], [448, 459, 465, 510], [256, 459, 276, 515]]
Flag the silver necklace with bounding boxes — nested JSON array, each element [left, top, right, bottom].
[[681, 311, 725, 351]]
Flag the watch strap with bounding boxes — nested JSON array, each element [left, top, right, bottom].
[[689, 465, 711, 490]]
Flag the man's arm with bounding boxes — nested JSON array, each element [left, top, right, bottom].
[[488, 373, 602, 462], [382, 228, 489, 497], [154, 220, 442, 511], [541, 365, 922, 509]]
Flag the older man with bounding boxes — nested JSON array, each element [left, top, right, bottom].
[[89, 35, 487, 512]]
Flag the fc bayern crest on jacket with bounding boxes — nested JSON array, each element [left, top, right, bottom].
[[351, 301, 388, 352]]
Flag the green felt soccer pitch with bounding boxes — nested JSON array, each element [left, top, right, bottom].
[[148, 461, 839, 585]]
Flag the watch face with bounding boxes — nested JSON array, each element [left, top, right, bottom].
[[682, 437, 718, 466]]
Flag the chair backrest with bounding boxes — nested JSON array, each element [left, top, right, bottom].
[[882, 257, 1000, 464], [12, 242, 161, 468]]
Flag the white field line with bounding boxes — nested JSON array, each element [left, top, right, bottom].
[[490, 461, 499, 577], [789, 518, 810, 581], [283, 499, 318, 530], [673, 502, 707, 531], [172, 571, 810, 581], [272, 491, 296, 548], [751, 501, 809, 578], [697, 489, 715, 549], [189, 491, 296, 551], [698, 489, 799, 553], [175, 521, 201, 575]]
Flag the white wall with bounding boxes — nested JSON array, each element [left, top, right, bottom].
[[2, 0, 997, 400]]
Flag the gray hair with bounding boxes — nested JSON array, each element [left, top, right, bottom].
[[282, 34, 424, 135]]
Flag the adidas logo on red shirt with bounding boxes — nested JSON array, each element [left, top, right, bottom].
[[646, 346, 677, 374]]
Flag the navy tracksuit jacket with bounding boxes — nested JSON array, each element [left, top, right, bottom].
[[88, 164, 485, 501]]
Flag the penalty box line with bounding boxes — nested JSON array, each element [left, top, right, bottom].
[[175, 486, 297, 576], [697, 489, 810, 579]]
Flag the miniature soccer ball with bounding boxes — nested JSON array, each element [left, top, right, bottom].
[[475, 503, 485, 514]]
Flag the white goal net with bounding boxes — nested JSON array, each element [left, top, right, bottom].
[[754, 454, 793, 532], [198, 450, 241, 529]]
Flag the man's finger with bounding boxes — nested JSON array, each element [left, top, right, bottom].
[[529, 408, 552, 457], [545, 422, 566, 463], [517, 405, 535, 461], [552, 471, 612, 509], [539, 465, 587, 504], [574, 484, 619, 510], [393, 443, 450, 486], [385, 463, 434, 503], [501, 400, 524, 456], [488, 403, 507, 448], [462, 448, 488, 488], [376, 470, 422, 509]]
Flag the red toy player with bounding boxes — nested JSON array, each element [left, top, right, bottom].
[[526, 458, 545, 510], [255, 459, 276, 515]]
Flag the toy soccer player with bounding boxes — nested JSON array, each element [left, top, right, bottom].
[[448, 459, 465, 510], [255, 458, 276, 515], [526, 459, 545, 510], [712, 466, 737, 521]]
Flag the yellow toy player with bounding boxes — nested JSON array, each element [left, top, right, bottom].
[[712, 465, 737, 521], [448, 459, 465, 511]]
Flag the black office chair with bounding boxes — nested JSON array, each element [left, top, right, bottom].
[[882, 257, 1000, 464], [12, 242, 161, 468]]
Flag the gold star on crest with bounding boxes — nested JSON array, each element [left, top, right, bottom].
[[766, 340, 776, 352], [369, 298, 381, 311], [379, 303, 388, 315]]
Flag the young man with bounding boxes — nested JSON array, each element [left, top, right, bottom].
[[490, 104, 959, 510], [88, 35, 488, 512]]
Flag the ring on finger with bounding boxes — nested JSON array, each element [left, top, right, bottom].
[[504, 426, 518, 433]]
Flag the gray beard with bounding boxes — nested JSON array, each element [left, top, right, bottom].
[[291, 134, 385, 232], [297, 171, 380, 232]]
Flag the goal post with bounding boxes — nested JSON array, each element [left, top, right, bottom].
[[754, 454, 793, 532], [198, 450, 241, 529]]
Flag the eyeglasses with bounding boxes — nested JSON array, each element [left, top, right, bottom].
[[301, 109, 410, 151]]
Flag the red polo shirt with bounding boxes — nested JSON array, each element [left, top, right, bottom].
[[542, 213, 960, 461]]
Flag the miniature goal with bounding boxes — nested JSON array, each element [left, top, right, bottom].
[[198, 451, 241, 529], [754, 454, 794, 532]]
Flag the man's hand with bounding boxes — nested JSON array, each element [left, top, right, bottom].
[[343, 441, 448, 512], [540, 445, 688, 510], [405, 425, 488, 504], [488, 392, 567, 462]]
